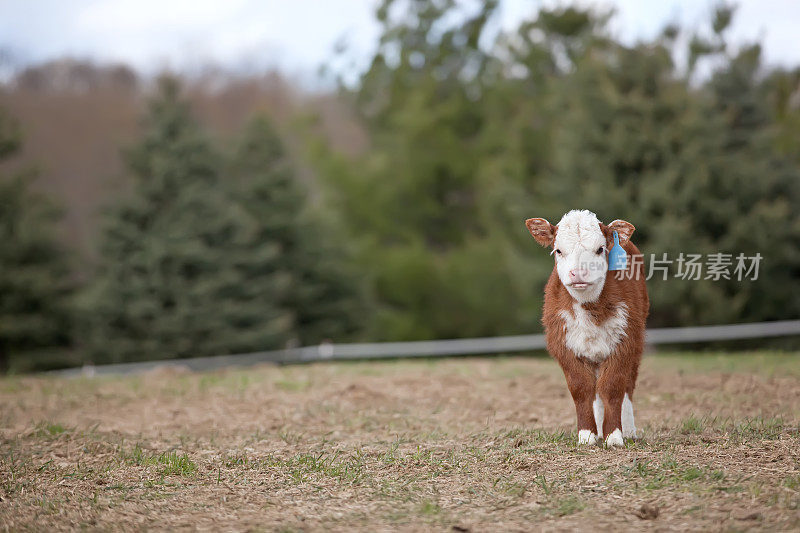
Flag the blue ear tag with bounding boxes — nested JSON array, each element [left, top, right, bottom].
[[608, 231, 627, 271]]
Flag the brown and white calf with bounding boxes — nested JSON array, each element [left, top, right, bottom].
[[526, 210, 649, 447]]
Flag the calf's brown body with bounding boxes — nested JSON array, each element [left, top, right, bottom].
[[526, 212, 649, 445], [543, 239, 648, 438]]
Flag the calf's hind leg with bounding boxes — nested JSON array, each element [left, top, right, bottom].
[[622, 353, 641, 440], [621, 393, 637, 439]]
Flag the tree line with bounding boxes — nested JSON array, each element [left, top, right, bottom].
[[310, 1, 800, 340], [0, 79, 366, 371], [1, 2, 799, 371]]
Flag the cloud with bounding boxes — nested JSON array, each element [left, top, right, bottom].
[[1, 0, 798, 81]]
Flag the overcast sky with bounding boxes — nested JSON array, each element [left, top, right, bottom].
[[2, 0, 799, 85]]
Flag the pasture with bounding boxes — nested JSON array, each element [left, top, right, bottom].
[[2, 352, 799, 531]]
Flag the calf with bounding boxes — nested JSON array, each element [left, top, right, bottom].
[[525, 210, 649, 447]]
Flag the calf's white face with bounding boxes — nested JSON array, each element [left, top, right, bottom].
[[525, 209, 635, 304], [553, 211, 608, 302]]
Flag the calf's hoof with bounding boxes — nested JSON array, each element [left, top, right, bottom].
[[605, 428, 624, 448], [577, 430, 598, 446]]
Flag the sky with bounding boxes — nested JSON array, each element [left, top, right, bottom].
[[2, 0, 800, 85]]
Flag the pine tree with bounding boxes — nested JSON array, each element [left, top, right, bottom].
[[230, 116, 365, 345], [84, 80, 293, 363], [0, 110, 73, 372]]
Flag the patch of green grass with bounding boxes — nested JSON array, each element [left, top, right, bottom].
[[535, 474, 553, 495], [377, 442, 473, 480], [274, 378, 310, 392], [548, 495, 585, 516], [671, 415, 791, 444], [681, 466, 704, 481], [714, 484, 744, 494], [621, 458, 666, 490], [158, 451, 197, 476], [501, 427, 573, 446], [418, 500, 441, 516], [709, 469, 726, 482], [618, 454, 724, 492], [726, 417, 788, 443], [35, 495, 61, 513], [500, 480, 528, 497], [34, 421, 69, 438], [264, 450, 366, 485], [119, 444, 197, 477], [202, 372, 262, 393], [681, 415, 704, 434], [105, 482, 133, 491], [197, 373, 225, 391], [784, 475, 800, 490], [1, 448, 35, 496], [224, 452, 250, 467]]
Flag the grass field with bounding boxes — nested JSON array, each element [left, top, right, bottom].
[[2, 352, 799, 531]]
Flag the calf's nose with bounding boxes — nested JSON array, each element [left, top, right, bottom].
[[569, 268, 589, 282]]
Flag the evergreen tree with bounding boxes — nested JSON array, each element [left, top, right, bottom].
[[230, 116, 365, 345], [84, 80, 293, 363], [0, 110, 73, 372]]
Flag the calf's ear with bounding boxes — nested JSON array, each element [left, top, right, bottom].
[[525, 218, 556, 247], [605, 219, 635, 246]]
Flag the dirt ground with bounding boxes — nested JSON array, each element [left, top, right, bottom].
[[1, 351, 799, 531]]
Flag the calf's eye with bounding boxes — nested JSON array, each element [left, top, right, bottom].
[[555, 249, 562, 255], [596, 246, 604, 254]]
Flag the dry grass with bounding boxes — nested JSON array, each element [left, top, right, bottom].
[[1, 351, 799, 531]]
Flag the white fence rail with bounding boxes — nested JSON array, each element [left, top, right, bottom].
[[51, 319, 800, 377]]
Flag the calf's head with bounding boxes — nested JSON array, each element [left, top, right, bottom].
[[525, 210, 634, 303]]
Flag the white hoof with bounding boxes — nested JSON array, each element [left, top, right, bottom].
[[605, 428, 624, 448], [578, 429, 597, 445]]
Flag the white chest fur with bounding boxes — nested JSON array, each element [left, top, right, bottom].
[[559, 303, 628, 362]]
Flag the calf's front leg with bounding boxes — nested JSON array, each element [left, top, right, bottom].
[[597, 357, 628, 447], [558, 355, 598, 445]]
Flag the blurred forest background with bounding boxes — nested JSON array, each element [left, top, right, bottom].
[[1, 1, 799, 372]]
